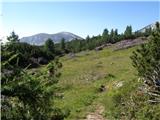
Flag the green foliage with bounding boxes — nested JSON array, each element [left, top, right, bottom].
[[3, 42, 32, 67], [111, 87, 160, 120], [55, 46, 138, 119], [135, 27, 153, 38], [117, 21, 160, 120], [144, 27, 152, 37], [135, 31, 143, 38], [2, 23, 156, 120], [2, 32, 59, 68], [102, 28, 120, 44], [44, 38, 55, 59], [110, 29, 119, 43], [1, 53, 65, 119], [7, 31, 19, 43], [44, 38, 55, 53], [60, 38, 66, 51], [55, 25, 150, 54], [102, 28, 109, 43], [136, 105, 160, 120], [102, 28, 109, 37], [124, 25, 133, 39], [131, 22, 160, 96]]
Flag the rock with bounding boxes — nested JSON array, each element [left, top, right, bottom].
[[116, 81, 123, 88], [30, 57, 48, 65], [114, 38, 147, 51], [95, 47, 103, 51], [95, 43, 112, 51], [38, 57, 48, 64], [114, 81, 124, 88], [95, 46, 103, 51], [68, 53, 76, 58], [99, 85, 106, 92]]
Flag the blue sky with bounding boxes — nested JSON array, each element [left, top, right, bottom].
[[1, 1, 160, 39]]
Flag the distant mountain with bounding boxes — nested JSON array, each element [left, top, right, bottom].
[[20, 32, 83, 45], [137, 22, 158, 33]]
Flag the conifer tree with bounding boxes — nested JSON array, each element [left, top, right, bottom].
[[131, 22, 160, 103], [102, 28, 109, 42], [1, 55, 65, 119], [60, 38, 66, 51], [44, 38, 55, 53], [7, 31, 19, 43], [124, 25, 133, 39]]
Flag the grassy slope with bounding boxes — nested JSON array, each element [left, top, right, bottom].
[[54, 46, 140, 119]]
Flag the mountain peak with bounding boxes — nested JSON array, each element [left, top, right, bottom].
[[20, 32, 83, 45], [137, 21, 158, 33]]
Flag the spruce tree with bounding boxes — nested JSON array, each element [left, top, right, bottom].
[[7, 31, 19, 43], [102, 28, 109, 43], [60, 38, 66, 51], [124, 25, 133, 39], [44, 38, 55, 53], [131, 22, 160, 103]]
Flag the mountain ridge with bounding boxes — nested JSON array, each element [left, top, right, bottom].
[[20, 22, 158, 46], [137, 22, 158, 33], [20, 31, 83, 45]]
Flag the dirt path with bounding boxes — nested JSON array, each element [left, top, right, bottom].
[[85, 105, 106, 120]]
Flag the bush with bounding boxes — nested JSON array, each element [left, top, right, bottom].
[[131, 22, 160, 101], [1, 53, 66, 119]]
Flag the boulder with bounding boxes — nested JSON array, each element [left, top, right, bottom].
[[38, 57, 48, 64], [95, 46, 103, 51], [68, 53, 76, 59]]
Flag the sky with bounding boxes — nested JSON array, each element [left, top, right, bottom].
[[1, 0, 160, 40]]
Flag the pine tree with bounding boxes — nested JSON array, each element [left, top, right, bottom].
[[60, 38, 66, 51], [7, 31, 19, 43], [124, 25, 133, 39], [6, 32, 20, 51], [1, 54, 65, 119], [131, 22, 160, 103], [102, 28, 109, 43], [112, 29, 119, 43], [43, 38, 55, 60], [44, 38, 55, 53], [144, 27, 152, 37]]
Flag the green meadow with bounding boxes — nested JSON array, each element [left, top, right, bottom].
[[53, 46, 139, 119]]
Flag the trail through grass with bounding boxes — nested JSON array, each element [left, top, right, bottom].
[[53, 46, 139, 119]]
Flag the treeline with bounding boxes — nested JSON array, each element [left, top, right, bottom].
[[1, 32, 63, 68], [1, 24, 154, 68], [59, 24, 153, 53]]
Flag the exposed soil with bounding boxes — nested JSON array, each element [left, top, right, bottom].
[[85, 105, 106, 120]]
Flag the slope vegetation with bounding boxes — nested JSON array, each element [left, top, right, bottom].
[[34, 41, 160, 119], [54, 45, 139, 119]]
